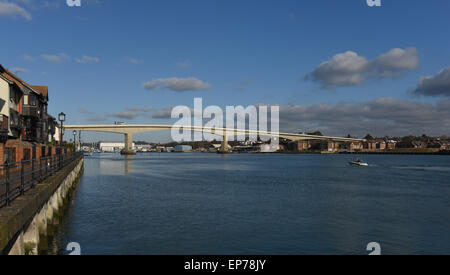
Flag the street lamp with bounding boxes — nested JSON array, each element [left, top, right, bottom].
[[58, 112, 66, 146], [73, 130, 77, 151]]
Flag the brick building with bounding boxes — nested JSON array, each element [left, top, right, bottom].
[[288, 140, 311, 152], [0, 65, 58, 164]]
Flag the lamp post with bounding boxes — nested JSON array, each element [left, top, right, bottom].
[[73, 130, 77, 151], [78, 131, 81, 151], [58, 112, 66, 147]]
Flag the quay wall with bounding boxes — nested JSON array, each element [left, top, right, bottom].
[[0, 156, 84, 255]]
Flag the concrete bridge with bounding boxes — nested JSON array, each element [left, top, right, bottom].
[[64, 124, 365, 154]]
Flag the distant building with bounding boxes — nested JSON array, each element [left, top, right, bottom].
[[386, 140, 397, 150], [256, 143, 282, 152], [328, 141, 344, 152], [288, 140, 311, 152], [173, 145, 193, 152], [440, 142, 450, 150], [412, 141, 427, 149], [100, 141, 135, 152], [136, 144, 152, 152], [364, 139, 388, 150], [349, 141, 363, 151]]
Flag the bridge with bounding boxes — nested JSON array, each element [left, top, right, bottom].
[[64, 124, 365, 154]]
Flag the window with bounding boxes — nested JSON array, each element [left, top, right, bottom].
[[23, 149, 31, 161], [5, 148, 16, 163], [30, 95, 36, 106], [10, 89, 15, 103], [24, 95, 29, 105]]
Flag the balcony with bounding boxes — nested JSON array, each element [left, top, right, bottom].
[[0, 115, 8, 142], [9, 110, 21, 130], [22, 106, 39, 117], [0, 115, 8, 132]]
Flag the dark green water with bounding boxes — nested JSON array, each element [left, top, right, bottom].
[[50, 153, 450, 255]]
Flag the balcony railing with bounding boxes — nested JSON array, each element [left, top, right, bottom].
[[0, 151, 83, 208], [0, 115, 8, 132], [22, 106, 39, 117]]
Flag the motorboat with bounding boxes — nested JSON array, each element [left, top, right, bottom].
[[349, 159, 369, 167]]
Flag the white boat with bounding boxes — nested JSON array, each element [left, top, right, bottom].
[[349, 159, 369, 167]]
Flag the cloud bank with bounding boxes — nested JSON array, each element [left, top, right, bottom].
[[277, 98, 449, 137], [150, 98, 450, 137]]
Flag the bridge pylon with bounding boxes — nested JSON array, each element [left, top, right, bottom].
[[218, 133, 232, 154], [121, 133, 136, 155]]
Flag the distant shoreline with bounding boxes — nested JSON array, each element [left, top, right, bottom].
[[273, 151, 450, 155], [92, 149, 450, 156], [120, 150, 450, 155]]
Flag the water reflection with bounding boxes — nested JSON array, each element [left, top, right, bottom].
[[123, 155, 134, 174], [98, 154, 134, 175]]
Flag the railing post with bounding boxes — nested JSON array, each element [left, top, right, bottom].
[[31, 158, 35, 188], [20, 159, 25, 195], [39, 157, 42, 182], [5, 161, 10, 206]]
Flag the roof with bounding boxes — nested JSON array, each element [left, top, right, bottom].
[[0, 67, 24, 90], [0, 74, 13, 85], [31, 86, 49, 98], [0, 64, 47, 98]]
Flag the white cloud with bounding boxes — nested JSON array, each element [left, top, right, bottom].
[[308, 47, 419, 88], [370, 47, 419, 78], [126, 106, 152, 112], [142, 77, 212, 92], [23, 55, 33, 62], [309, 51, 369, 88], [151, 106, 175, 119], [12, 67, 28, 74], [177, 60, 191, 68], [75, 55, 100, 64], [0, 1, 32, 20], [41, 53, 71, 63], [106, 112, 139, 120], [126, 58, 143, 64]]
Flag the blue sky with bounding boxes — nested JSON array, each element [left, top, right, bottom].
[[1, 0, 450, 142]]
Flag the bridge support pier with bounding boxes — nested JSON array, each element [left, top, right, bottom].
[[219, 134, 231, 154], [121, 133, 136, 155]]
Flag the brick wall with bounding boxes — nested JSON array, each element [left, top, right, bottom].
[[0, 143, 4, 164], [2, 141, 70, 164]]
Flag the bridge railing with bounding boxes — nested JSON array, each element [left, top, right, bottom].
[[0, 151, 84, 208]]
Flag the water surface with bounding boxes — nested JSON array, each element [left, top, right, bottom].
[[51, 153, 450, 255]]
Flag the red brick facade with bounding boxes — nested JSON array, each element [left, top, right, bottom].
[[0, 141, 72, 164]]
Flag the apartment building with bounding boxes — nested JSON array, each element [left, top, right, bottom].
[[0, 65, 57, 163]]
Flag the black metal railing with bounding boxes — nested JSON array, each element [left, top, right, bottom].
[[0, 151, 83, 208]]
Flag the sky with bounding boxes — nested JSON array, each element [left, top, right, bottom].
[[1, 0, 450, 142]]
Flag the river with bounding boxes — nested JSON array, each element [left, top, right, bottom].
[[47, 153, 450, 255]]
